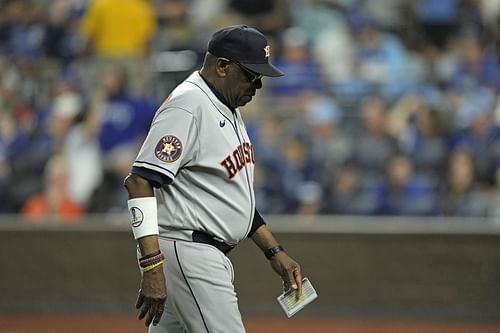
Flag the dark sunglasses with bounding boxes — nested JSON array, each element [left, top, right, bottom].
[[234, 62, 263, 83], [219, 57, 264, 83]]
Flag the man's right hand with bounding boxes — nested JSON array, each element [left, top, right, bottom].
[[136, 265, 167, 326]]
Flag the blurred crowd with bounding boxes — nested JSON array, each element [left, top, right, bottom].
[[0, 0, 499, 222]]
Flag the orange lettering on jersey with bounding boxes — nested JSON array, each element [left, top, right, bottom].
[[243, 142, 251, 163], [233, 146, 245, 170], [250, 143, 255, 163], [221, 142, 255, 178], [220, 156, 237, 179]]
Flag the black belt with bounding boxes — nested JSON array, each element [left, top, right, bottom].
[[192, 231, 234, 254]]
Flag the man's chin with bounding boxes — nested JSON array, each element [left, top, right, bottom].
[[238, 96, 252, 107]]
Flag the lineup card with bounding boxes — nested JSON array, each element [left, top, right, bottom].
[[277, 277, 318, 318]]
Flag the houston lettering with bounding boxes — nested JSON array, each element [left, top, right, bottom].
[[220, 142, 255, 178]]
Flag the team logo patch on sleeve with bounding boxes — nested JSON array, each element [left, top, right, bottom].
[[155, 135, 183, 162]]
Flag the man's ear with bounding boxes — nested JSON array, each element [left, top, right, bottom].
[[216, 58, 231, 78]]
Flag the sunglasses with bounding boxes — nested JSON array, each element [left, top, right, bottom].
[[219, 57, 264, 83], [236, 63, 263, 83]]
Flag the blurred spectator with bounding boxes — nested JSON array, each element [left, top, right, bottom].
[[0, 69, 38, 212], [351, 96, 398, 180], [266, 27, 325, 97], [0, 79, 18, 211], [14, 82, 84, 180], [21, 154, 84, 223], [457, 0, 491, 42], [188, 0, 227, 42], [225, 0, 289, 37], [495, 94, 500, 127], [46, 88, 82, 151], [448, 88, 500, 186], [79, 0, 157, 95], [80, 0, 156, 57], [303, 92, 351, 185], [254, 162, 285, 214], [275, 132, 322, 214], [54, 91, 103, 207], [407, 107, 448, 183], [350, 13, 413, 99], [89, 64, 157, 155], [0, 1, 45, 61], [248, 115, 288, 214], [290, 0, 347, 43], [312, 21, 354, 92], [4, 84, 84, 211], [153, 0, 199, 52], [495, 15, 500, 55], [374, 152, 438, 216], [296, 181, 323, 215], [447, 36, 499, 92], [292, 1, 353, 92], [363, 0, 407, 33], [85, 64, 156, 212], [480, 0, 500, 28], [43, 0, 84, 68], [387, 94, 448, 184], [411, 42, 457, 87], [321, 160, 379, 215], [415, 0, 459, 49], [0, 0, 499, 219], [439, 150, 491, 217]]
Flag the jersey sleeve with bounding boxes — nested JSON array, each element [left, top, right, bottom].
[[247, 208, 266, 237], [132, 106, 198, 184]]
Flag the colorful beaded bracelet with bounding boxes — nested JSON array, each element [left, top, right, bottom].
[[139, 252, 165, 268], [140, 260, 164, 273]]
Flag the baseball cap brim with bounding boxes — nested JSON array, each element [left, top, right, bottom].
[[241, 62, 284, 77]]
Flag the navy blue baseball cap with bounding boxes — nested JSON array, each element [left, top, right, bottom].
[[208, 25, 284, 77]]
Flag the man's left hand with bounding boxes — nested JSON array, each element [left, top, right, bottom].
[[269, 252, 302, 299]]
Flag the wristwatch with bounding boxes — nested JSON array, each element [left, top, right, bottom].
[[264, 245, 284, 260]]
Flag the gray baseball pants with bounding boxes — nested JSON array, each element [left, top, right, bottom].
[[149, 238, 246, 333]]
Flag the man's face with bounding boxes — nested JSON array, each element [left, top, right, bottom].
[[219, 58, 263, 108]]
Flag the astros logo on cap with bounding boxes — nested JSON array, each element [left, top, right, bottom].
[[155, 135, 182, 162]]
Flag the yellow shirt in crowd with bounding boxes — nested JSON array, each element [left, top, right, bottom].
[[80, 0, 157, 57]]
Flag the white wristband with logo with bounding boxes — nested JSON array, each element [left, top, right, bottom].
[[127, 197, 159, 240]]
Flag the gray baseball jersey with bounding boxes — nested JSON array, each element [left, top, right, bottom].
[[133, 71, 256, 332], [133, 71, 256, 245]]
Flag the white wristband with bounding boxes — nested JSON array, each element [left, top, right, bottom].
[[127, 197, 159, 240]]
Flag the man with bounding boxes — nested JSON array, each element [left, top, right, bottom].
[[124, 25, 302, 332]]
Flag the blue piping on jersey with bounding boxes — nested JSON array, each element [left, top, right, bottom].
[[134, 160, 176, 178], [185, 77, 255, 240], [131, 165, 172, 188], [232, 111, 256, 239]]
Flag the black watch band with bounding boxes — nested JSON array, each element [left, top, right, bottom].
[[264, 245, 284, 260]]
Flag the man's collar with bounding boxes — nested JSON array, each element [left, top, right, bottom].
[[198, 71, 236, 113]]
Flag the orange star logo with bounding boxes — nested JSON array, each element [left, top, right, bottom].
[[162, 142, 176, 155]]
